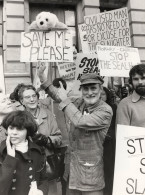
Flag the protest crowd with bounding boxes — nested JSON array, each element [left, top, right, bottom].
[[0, 3, 145, 195]]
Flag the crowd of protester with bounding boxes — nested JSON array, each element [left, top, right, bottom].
[[0, 63, 145, 195]]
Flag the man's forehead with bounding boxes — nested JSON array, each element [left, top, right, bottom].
[[132, 73, 145, 78], [81, 83, 100, 87]]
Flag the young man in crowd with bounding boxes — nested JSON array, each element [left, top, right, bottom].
[[116, 64, 145, 127], [37, 63, 113, 195]]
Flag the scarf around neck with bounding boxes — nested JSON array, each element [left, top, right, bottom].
[[13, 139, 28, 153]]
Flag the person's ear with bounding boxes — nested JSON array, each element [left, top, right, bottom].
[[100, 85, 103, 91]]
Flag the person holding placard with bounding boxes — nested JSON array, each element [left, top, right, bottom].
[[116, 64, 145, 126], [37, 63, 113, 195]]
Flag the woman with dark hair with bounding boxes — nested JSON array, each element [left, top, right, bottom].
[[0, 110, 48, 195], [101, 87, 117, 195], [1, 110, 38, 137]]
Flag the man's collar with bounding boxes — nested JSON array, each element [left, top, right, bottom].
[[132, 91, 141, 102], [83, 99, 101, 113]]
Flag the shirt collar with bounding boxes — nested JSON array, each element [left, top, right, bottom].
[[131, 90, 141, 102], [80, 99, 102, 113], [87, 99, 102, 113]]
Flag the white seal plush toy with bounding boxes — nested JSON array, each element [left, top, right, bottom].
[[29, 11, 68, 30]]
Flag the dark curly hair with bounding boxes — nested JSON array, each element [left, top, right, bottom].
[[129, 64, 145, 85], [1, 110, 38, 137], [9, 83, 25, 101]]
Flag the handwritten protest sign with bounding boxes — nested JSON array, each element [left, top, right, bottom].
[[57, 62, 76, 80], [97, 45, 140, 77], [84, 7, 131, 52], [71, 53, 99, 94], [0, 56, 5, 93], [78, 24, 90, 53], [113, 125, 145, 195], [20, 31, 73, 62], [75, 53, 99, 80]]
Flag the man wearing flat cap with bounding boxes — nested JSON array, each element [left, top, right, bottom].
[[37, 63, 113, 195]]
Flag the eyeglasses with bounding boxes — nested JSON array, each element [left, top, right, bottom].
[[23, 94, 37, 100]]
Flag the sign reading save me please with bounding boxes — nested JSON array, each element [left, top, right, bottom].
[[20, 31, 73, 62]]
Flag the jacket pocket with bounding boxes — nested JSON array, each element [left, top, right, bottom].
[[78, 159, 104, 186]]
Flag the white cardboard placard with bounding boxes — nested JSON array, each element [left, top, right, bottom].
[[20, 31, 73, 62], [113, 125, 145, 195]]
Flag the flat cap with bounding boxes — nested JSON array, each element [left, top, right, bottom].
[[80, 73, 104, 86]]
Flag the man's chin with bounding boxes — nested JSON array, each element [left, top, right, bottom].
[[84, 98, 98, 105], [135, 88, 145, 96]]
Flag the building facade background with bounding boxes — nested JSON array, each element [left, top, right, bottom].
[[0, 0, 144, 94]]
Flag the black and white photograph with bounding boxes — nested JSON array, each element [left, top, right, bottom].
[[0, 0, 145, 195]]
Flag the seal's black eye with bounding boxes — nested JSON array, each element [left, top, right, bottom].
[[46, 18, 48, 22]]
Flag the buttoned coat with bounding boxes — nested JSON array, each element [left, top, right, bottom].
[[12, 102, 62, 195], [0, 140, 48, 195]]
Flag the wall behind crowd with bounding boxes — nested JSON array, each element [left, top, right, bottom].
[[0, 0, 145, 94]]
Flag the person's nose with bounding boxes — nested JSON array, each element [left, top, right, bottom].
[[139, 79, 143, 84], [88, 89, 93, 95], [12, 128, 18, 135], [30, 96, 34, 101]]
